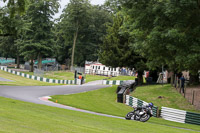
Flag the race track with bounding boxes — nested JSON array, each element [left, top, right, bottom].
[[0, 84, 123, 119]]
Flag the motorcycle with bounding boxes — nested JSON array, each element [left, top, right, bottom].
[[125, 103, 154, 122]]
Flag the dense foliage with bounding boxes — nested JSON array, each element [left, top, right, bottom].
[[54, 0, 112, 66], [100, 0, 200, 84]]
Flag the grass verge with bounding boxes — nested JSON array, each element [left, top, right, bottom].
[[23, 71, 75, 80], [0, 70, 60, 86], [0, 96, 198, 133], [108, 75, 136, 81], [50, 85, 200, 131]]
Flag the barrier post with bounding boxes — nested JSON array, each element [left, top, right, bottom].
[[192, 90, 195, 105], [157, 107, 160, 117]]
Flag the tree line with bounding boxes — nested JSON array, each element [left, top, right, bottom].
[[0, 0, 112, 71], [100, 0, 200, 84], [0, 0, 200, 84]]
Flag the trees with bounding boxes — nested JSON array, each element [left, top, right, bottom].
[[99, 12, 146, 84], [62, 0, 91, 68], [100, 0, 200, 84], [120, 0, 200, 84], [0, 6, 27, 68], [20, 0, 59, 70], [2, 0, 26, 17], [54, 0, 112, 67]]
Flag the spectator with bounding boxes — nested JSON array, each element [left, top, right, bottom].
[[180, 75, 185, 93]]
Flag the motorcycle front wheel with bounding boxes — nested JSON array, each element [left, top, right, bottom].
[[125, 112, 135, 120], [139, 114, 150, 122]]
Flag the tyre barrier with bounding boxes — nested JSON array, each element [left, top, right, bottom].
[[161, 107, 200, 125], [125, 95, 159, 117], [0, 66, 75, 84]]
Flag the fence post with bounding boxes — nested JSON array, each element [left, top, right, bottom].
[[184, 82, 187, 98], [192, 90, 195, 105], [157, 107, 160, 117]]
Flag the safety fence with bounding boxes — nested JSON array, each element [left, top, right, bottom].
[[161, 107, 200, 125], [0, 66, 75, 85], [125, 95, 159, 117], [102, 80, 124, 85]]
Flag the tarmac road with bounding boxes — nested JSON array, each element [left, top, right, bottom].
[[0, 84, 123, 119], [0, 85, 108, 104]]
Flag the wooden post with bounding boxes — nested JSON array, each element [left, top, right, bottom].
[[192, 90, 195, 105], [184, 82, 187, 98], [181, 79, 183, 93], [184, 86, 186, 98], [157, 107, 160, 118], [174, 74, 177, 88]]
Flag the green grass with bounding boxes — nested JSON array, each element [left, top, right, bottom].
[[84, 74, 108, 82], [0, 70, 60, 86], [23, 71, 137, 82], [108, 75, 136, 81], [23, 71, 75, 80], [0, 96, 198, 133], [131, 84, 199, 113], [51, 85, 132, 117], [50, 85, 200, 131]]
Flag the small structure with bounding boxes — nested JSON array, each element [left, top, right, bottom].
[[85, 61, 120, 76]]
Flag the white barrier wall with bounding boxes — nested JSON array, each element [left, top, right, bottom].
[[161, 107, 186, 123]]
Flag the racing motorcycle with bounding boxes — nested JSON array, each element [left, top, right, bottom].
[[125, 103, 154, 122]]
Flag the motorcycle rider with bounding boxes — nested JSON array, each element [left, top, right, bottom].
[[136, 103, 154, 116]]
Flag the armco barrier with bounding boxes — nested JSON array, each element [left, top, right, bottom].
[[185, 112, 200, 125], [161, 107, 200, 125], [0, 66, 75, 85], [125, 95, 159, 117], [161, 107, 186, 123]]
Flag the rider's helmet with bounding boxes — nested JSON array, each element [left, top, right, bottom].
[[148, 103, 154, 108]]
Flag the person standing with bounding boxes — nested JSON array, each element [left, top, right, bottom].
[[180, 75, 185, 93]]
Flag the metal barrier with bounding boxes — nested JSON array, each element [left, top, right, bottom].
[[161, 106, 200, 125], [161, 107, 186, 123]]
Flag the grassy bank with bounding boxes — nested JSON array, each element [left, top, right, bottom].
[[0, 96, 198, 133], [132, 84, 198, 112], [50, 85, 200, 131], [0, 70, 59, 86]]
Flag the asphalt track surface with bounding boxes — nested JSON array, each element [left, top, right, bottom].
[[0, 77, 13, 82], [0, 84, 106, 106], [0, 84, 122, 119]]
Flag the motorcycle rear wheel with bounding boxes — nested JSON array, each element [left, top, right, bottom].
[[140, 114, 150, 122], [125, 112, 135, 120]]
